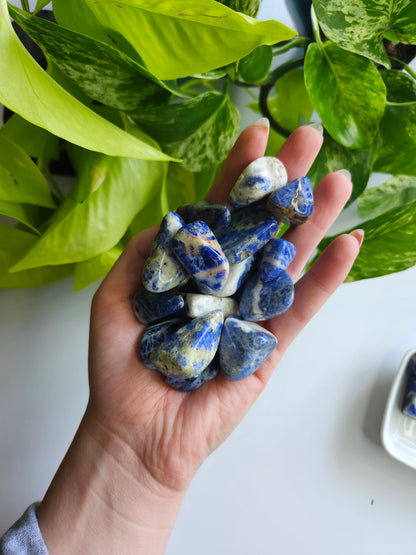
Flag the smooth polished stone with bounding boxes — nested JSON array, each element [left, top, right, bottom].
[[219, 317, 277, 381], [239, 270, 294, 321], [214, 254, 257, 298], [176, 202, 231, 235], [217, 206, 279, 264], [267, 176, 314, 225], [259, 238, 296, 282], [185, 293, 239, 318], [142, 212, 189, 293], [403, 355, 416, 419], [140, 318, 185, 370], [172, 221, 229, 294], [229, 156, 287, 208], [133, 288, 184, 325], [150, 310, 224, 378], [165, 361, 219, 391]]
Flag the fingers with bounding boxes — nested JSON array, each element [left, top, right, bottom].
[[276, 125, 323, 181]]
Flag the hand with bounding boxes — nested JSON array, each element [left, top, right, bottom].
[[37, 123, 361, 555]]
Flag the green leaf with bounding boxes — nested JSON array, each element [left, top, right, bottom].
[[238, 45, 273, 83], [166, 163, 196, 211], [358, 175, 416, 219], [313, 0, 416, 68], [33, 0, 51, 14], [0, 201, 42, 235], [0, 0, 173, 160], [0, 135, 55, 208], [304, 41, 386, 148], [269, 68, 313, 132], [73, 244, 123, 290], [53, 0, 296, 80], [0, 224, 73, 288], [308, 131, 376, 204], [9, 5, 172, 112], [10, 147, 168, 271], [0, 114, 60, 160], [132, 91, 241, 171], [215, 0, 261, 17]]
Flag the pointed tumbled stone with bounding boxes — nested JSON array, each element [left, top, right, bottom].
[[134, 288, 184, 325], [267, 176, 314, 225], [403, 355, 416, 419], [142, 211, 189, 293], [258, 238, 296, 282], [217, 206, 279, 264], [172, 221, 229, 295], [239, 270, 294, 321], [165, 361, 219, 391], [185, 293, 239, 319], [140, 318, 186, 370], [214, 254, 258, 298], [219, 317, 277, 381], [150, 310, 224, 379], [176, 202, 231, 235], [229, 156, 287, 208]]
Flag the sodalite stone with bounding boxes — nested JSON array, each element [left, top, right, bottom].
[[134, 288, 184, 325], [142, 212, 189, 293], [172, 221, 229, 294], [259, 238, 296, 282], [165, 361, 219, 392], [219, 317, 277, 381], [140, 318, 185, 370], [218, 206, 279, 264], [239, 270, 294, 321], [267, 176, 314, 225], [150, 310, 224, 379], [176, 202, 231, 235], [229, 156, 287, 208], [214, 254, 257, 298], [185, 293, 239, 318], [403, 355, 416, 419]]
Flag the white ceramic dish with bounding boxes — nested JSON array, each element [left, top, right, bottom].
[[381, 348, 416, 469]]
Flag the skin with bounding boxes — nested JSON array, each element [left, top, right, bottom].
[[37, 124, 362, 554]]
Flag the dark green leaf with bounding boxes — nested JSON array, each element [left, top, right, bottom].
[[358, 175, 416, 219], [33, 0, 51, 14], [215, 0, 261, 17], [238, 45, 273, 83], [304, 41, 386, 148], [0, 114, 60, 160], [73, 245, 123, 290]]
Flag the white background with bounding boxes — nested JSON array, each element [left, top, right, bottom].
[[2, 1, 416, 553]]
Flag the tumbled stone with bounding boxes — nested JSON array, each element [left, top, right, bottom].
[[134, 288, 184, 325], [140, 318, 185, 370], [142, 212, 189, 293], [219, 317, 277, 381], [403, 355, 416, 419], [185, 293, 239, 318], [229, 156, 287, 208], [217, 206, 279, 264], [259, 238, 296, 282], [172, 221, 229, 294], [214, 254, 257, 298], [150, 310, 224, 378], [176, 202, 231, 235], [267, 176, 314, 225], [239, 270, 294, 321], [165, 361, 219, 391]]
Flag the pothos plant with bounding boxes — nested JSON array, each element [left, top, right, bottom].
[[0, 0, 415, 290]]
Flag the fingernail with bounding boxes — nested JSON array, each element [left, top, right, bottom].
[[336, 169, 352, 180], [350, 229, 364, 247], [307, 122, 323, 135], [253, 117, 270, 131]]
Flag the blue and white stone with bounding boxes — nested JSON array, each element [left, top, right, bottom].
[[176, 202, 231, 235], [214, 254, 257, 298], [185, 293, 239, 318], [142, 212, 189, 293], [267, 176, 314, 225], [172, 221, 229, 294], [134, 288, 184, 325], [140, 318, 185, 370], [259, 238, 296, 282], [239, 269, 294, 321], [150, 310, 224, 379], [403, 355, 416, 419], [229, 157, 287, 208], [217, 206, 279, 264], [165, 361, 219, 391], [219, 317, 277, 381]]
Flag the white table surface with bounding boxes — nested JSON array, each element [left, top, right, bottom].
[[2, 1, 416, 553]]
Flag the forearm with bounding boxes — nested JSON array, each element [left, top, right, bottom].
[[37, 406, 186, 555]]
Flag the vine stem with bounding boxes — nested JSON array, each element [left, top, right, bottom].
[[20, 0, 30, 12], [273, 37, 311, 56], [390, 56, 416, 80]]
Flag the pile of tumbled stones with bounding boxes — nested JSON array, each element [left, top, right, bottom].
[[133, 156, 314, 391]]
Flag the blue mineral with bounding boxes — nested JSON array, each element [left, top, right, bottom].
[[140, 318, 186, 370], [259, 238, 296, 282], [239, 270, 294, 321], [219, 317, 277, 381], [217, 206, 279, 264], [214, 254, 258, 298], [267, 176, 314, 225], [165, 361, 219, 391], [150, 310, 224, 378], [134, 288, 184, 325], [171, 221, 229, 295], [403, 355, 416, 419], [176, 202, 231, 235]]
